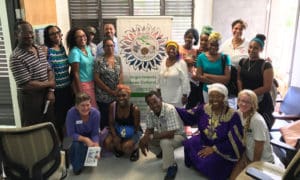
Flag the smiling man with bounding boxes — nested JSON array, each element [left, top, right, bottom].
[[96, 23, 118, 56], [139, 91, 186, 180], [10, 21, 55, 126]]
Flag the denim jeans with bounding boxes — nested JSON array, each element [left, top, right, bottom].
[[70, 141, 88, 172]]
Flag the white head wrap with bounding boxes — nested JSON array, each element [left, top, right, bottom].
[[207, 83, 228, 101]]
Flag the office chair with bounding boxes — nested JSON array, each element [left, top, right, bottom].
[[236, 149, 300, 180], [0, 122, 67, 180], [272, 86, 300, 123], [271, 86, 300, 167]]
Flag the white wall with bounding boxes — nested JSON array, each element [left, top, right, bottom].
[[194, 0, 213, 30], [56, 0, 70, 47], [291, 10, 300, 87], [212, 0, 269, 42]]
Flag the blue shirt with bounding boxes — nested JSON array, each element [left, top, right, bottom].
[[48, 46, 71, 88], [68, 46, 94, 82], [196, 53, 231, 91]]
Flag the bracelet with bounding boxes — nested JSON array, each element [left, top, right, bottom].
[[48, 88, 55, 92], [148, 134, 153, 140]]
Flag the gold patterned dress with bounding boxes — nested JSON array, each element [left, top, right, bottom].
[[176, 104, 245, 180]]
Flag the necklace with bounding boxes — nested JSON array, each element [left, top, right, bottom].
[[232, 38, 243, 49], [206, 106, 224, 139], [247, 60, 257, 71]]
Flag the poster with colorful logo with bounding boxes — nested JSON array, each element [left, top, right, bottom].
[[117, 16, 172, 121]]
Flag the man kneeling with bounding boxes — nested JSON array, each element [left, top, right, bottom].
[[139, 91, 186, 180]]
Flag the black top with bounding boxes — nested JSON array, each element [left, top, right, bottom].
[[115, 103, 135, 126], [239, 58, 272, 90]]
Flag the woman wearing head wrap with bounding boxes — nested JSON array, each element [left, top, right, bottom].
[[198, 25, 213, 55], [196, 32, 231, 103], [156, 40, 190, 107], [237, 34, 275, 129], [176, 83, 244, 180]]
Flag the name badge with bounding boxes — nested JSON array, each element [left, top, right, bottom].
[[76, 120, 83, 124]]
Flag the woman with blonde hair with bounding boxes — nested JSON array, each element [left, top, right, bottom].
[[196, 32, 231, 103], [230, 89, 276, 179]]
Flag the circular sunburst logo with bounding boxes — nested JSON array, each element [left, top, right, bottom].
[[120, 24, 168, 71]]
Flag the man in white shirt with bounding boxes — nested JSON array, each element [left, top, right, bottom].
[[96, 23, 118, 56], [139, 91, 186, 180]]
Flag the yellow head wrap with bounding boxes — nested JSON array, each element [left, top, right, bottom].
[[166, 40, 179, 50], [208, 32, 222, 42]]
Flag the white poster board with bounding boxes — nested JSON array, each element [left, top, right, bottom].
[[117, 16, 172, 121]]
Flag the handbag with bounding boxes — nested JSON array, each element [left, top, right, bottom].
[[112, 102, 135, 139], [115, 124, 135, 139]]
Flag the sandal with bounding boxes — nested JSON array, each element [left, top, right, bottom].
[[130, 149, 139, 161], [114, 148, 124, 158]]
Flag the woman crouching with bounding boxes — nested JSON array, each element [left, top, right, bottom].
[[104, 84, 142, 161]]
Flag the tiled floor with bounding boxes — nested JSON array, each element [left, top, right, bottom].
[[66, 146, 208, 180]]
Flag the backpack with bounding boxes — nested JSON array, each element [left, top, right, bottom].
[[221, 54, 238, 97]]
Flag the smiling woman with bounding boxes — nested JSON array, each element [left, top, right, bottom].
[[102, 84, 142, 162], [176, 83, 244, 180], [230, 89, 277, 179], [196, 32, 231, 103], [156, 40, 190, 107], [94, 37, 123, 130], [66, 92, 100, 175], [66, 27, 97, 108]]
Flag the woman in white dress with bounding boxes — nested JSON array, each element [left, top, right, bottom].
[[156, 41, 190, 107]]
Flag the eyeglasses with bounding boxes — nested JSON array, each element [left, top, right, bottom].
[[49, 31, 62, 37], [237, 99, 251, 105], [75, 35, 87, 39], [104, 44, 114, 48]]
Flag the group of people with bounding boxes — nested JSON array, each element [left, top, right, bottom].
[[9, 18, 279, 180]]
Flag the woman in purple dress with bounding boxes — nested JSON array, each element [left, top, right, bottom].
[[176, 83, 244, 180]]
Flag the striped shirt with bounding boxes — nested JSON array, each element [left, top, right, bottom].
[[10, 45, 51, 88], [145, 102, 185, 136], [48, 47, 71, 88]]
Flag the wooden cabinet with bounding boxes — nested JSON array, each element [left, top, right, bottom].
[[20, 0, 57, 25]]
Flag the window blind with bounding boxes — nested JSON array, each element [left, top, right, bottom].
[[0, 19, 14, 125]]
